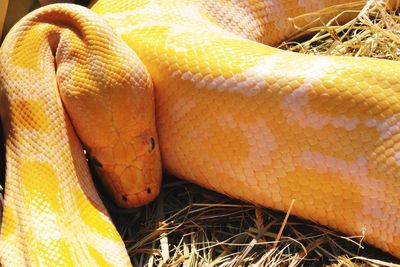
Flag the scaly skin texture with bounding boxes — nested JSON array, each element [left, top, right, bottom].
[[2, 0, 400, 265], [0, 4, 159, 266]]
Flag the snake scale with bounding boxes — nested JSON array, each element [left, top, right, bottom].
[[1, 0, 400, 265]]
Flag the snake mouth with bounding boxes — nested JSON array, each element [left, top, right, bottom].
[[114, 164, 161, 208], [89, 154, 162, 208], [118, 186, 160, 208], [92, 167, 161, 208]]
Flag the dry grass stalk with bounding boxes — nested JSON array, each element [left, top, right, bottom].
[[279, 0, 400, 60]]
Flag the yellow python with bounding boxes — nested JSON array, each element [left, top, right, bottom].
[[1, 0, 400, 265]]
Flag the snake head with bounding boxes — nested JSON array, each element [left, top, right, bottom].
[[88, 131, 162, 208], [52, 23, 162, 208]]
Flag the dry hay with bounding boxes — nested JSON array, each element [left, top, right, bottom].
[[279, 0, 400, 60]]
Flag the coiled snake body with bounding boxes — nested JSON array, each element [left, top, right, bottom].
[[1, 0, 400, 265]]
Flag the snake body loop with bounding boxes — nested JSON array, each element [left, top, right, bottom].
[[0, 4, 158, 266], [1, 0, 400, 265]]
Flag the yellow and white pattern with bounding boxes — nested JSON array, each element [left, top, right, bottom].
[[1, 0, 400, 265]]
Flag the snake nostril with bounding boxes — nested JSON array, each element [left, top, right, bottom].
[[147, 137, 155, 152], [92, 157, 103, 168], [122, 195, 128, 202], [147, 187, 152, 194]]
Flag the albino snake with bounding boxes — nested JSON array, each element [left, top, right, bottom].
[[1, 0, 400, 265]]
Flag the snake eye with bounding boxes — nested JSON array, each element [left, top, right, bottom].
[[92, 157, 103, 168], [147, 137, 155, 152]]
